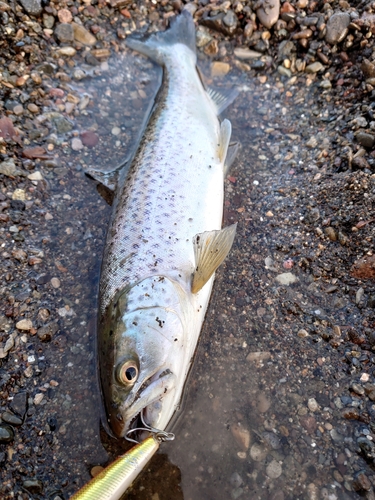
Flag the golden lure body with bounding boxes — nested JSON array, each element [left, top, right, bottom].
[[70, 435, 159, 500]]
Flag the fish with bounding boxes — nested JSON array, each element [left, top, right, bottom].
[[98, 11, 238, 439], [70, 432, 172, 500]]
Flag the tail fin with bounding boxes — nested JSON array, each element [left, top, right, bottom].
[[125, 11, 196, 64]]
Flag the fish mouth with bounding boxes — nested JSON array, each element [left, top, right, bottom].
[[120, 369, 176, 440]]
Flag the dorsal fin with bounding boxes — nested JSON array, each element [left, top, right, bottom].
[[191, 223, 237, 294]]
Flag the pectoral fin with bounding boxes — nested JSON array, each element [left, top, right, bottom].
[[225, 141, 240, 175], [192, 223, 237, 294]]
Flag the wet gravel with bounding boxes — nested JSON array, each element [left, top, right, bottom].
[[2, 0, 375, 499]]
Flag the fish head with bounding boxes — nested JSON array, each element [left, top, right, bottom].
[[99, 279, 186, 438]]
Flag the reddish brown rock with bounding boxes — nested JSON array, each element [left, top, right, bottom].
[[22, 146, 49, 159], [299, 415, 317, 434], [351, 255, 375, 279], [0, 116, 17, 140], [80, 131, 99, 148]]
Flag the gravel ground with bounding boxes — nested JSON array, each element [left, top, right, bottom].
[[2, 0, 375, 499]]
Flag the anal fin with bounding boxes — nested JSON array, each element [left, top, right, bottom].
[[192, 223, 237, 294]]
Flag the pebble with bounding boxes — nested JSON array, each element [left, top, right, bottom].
[[58, 8, 73, 24], [37, 322, 59, 342], [250, 443, 268, 461], [230, 472, 243, 488], [307, 398, 318, 412], [305, 62, 324, 73], [19, 0, 42, 16], [356, 132, 375, 148], [22, 479, 43, 495], [231, 423, 251, 451], [72, 22, 96, 45], [275, 272, 298, 285], [91, 465, 104, 477], [13, 104, 23, 116], [0, 159, 18, 176], [51, 277, 61, 288], [325, 12, 350, 45], [211, 62, 230, 77], [257, 393, 271, 413], [10, 392, 27, 419], [246, 351, 271, 362], [27, 171, 43, 181], [16, 319, 33, 331], [234, 48, 262, 60], [57, 47, 77, 57], [54, 23, 74, 43], [266, 459, 282, 479], [33, 393, 44, 405], [0, 424, 14, 443], [81, 131, 99, 148], [324, 227, 337, 241], [2, 412, 22, 426], [352, 470, 372, 492], [257, 0, 280, 29], [71, 138, 84, 151]]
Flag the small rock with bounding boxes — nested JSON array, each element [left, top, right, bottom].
[[307, 398, 318, 412], [325, 12, 350, 45], [356, 132, 375, 148], [80, 131, 99, 148], [19, 0, 42, 16], [27, 171, 43, 181], [0, 159, 19, 176], [12, 249, 27, 262], [13, 105, 23, 116], [300, 415, 317, 433], [324, 227, 337, 241], [71, 138, 83, 151], [57, 47, 77, 57], [234, 48, 262, 59], [352, 470, 372, 492], [305, 62, 324, 73], [72, 22, 96, 45], [222, 10, 237, 30], [257, 0, 280, 29], [37, 322, 59, 342], [16, 319, 33, 331], [58, 8, 73, 24], [257, 393, 271, 413], [22, 479, 43, 495], [111, 127, 121, 136], [91, 465, 104, 478], [275, 272, 298, 285], [250, 443, 268, 461], [262, 431, 281, 449], [54, 23, 74, 43], [351, 382, 365, 395], [211, 61, 230, 77], [246, 351, 271, 362], [2, 412, 23, 426], [10, 392, 27, 419], [196, 27, 212, 48], [0, 423, 15, 444], [33, 393, 44, 405], [231, 423, 251, 451], [51, 277, 61, 288], [230, 472, 243, 488], [351, 255, 375, 279], [266, 459, 282, 479]]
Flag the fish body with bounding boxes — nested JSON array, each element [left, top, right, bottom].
[[99, 12, 237, 437], [70, 435, 160, 500]]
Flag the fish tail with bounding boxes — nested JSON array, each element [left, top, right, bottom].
[[125, 11, 196, 64]]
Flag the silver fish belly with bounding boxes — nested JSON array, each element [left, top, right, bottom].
[[98, 11, 237, 438]]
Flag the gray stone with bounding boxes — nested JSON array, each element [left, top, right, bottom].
[[22, 479, 43, 495], [2, 412, 23, 426], [325, 12, 350, 45], [10, 392, 28, 419], [54, 23, 74, 44], [43, 13, 55, 29], [19, 0, 42, 16], [305, 62, 324, 73], [223, 10, 237, 29], [356, 132, 375, 148], [0, 424, 14, 443]]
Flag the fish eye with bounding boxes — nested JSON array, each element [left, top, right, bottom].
[[116, 360, 139, 386]]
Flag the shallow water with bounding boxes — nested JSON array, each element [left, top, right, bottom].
[[12, 51, 366, 499]]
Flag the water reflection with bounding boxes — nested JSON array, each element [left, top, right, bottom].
[[45, 51, 362, 500]]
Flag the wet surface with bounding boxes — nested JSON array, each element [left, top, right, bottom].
[[2, 35, 375, 500]]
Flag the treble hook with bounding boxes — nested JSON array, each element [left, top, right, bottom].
[[125, 410, 175, 444]]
